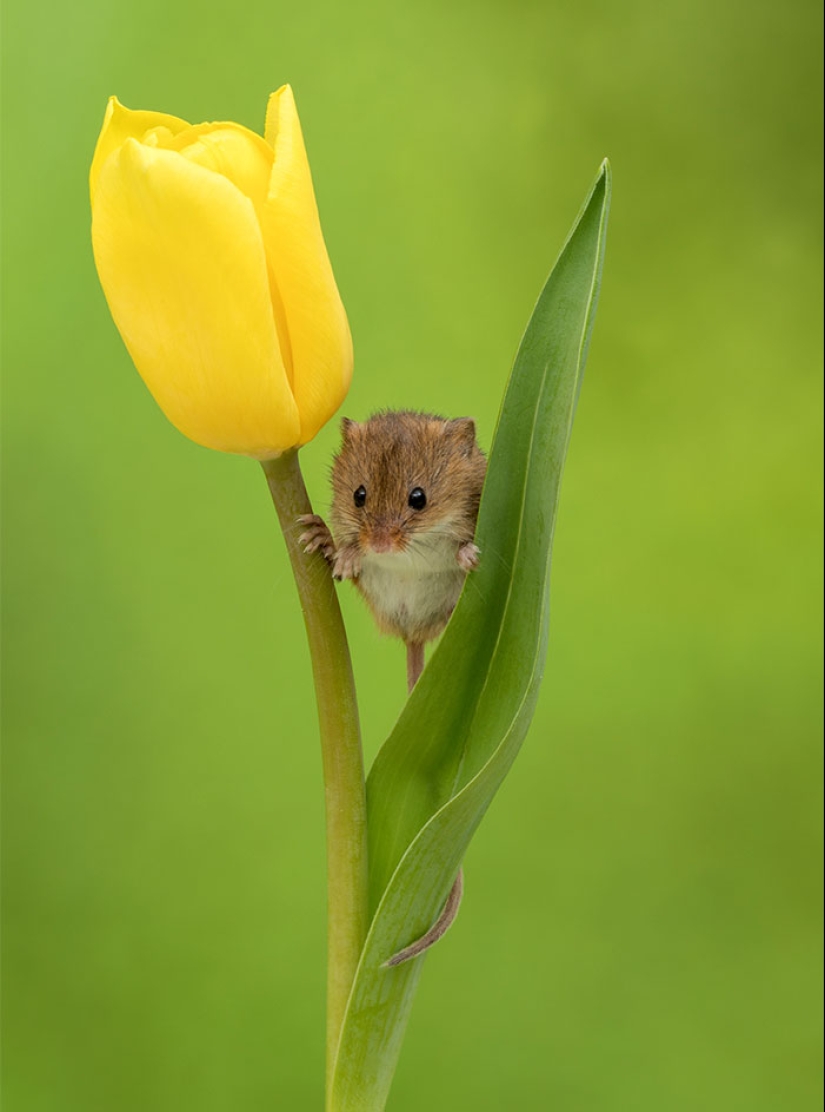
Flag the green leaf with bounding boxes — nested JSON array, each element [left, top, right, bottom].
[[330, 161, 612, 1111]]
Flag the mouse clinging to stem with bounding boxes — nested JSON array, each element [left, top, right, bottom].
[[299, 410, 487, 690], [298, 410, 487, 967]]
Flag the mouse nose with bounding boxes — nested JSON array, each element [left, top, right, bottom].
[[365, 523, 402, 554]]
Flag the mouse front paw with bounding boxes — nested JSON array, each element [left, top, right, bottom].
[[457, 542, 480, 572], [332, 546, 362, 582], [298, 514, 336, 563]]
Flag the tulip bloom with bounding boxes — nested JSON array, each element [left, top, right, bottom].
[[90, 87, 352, 458]]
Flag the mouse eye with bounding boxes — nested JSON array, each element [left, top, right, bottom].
[[408, 487, 427, 511], [353, 485, 367, 508]]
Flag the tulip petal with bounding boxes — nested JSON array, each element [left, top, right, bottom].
[[90, 97, 190, 204], [263, 86, 353, 444], [171, 124, 274, 214], [92, 139, 300, 457]]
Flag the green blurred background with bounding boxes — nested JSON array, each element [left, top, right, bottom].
[[2, 0, 822, 1107]]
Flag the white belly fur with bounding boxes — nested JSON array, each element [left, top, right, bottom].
[[358, 532, 465, 641]]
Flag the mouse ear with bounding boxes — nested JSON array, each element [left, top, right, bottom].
[[341, 417, 361, 441], [446, 417, 477, 454]]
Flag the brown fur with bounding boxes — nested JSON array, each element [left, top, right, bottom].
[[329, 410, 487, 642]]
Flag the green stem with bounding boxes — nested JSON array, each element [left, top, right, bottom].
[[261, 450, 368, 1104]]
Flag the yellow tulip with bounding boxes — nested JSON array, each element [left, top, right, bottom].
[[90, 87, 353, 459]]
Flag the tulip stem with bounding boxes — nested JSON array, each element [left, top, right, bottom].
[[261, 450, 368, 1104]]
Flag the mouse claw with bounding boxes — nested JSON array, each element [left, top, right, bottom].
[[457, 542, 480, 572], [297, 514, 336, 563], [332, 547, 361, 582]]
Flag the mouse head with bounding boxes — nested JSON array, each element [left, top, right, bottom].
[[330, 410, 486, 555]]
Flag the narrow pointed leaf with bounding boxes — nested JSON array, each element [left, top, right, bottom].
[[330, 162, 611, 1111]]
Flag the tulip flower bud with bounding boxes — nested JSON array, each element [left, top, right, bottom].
[[90, 87, 353, 459]]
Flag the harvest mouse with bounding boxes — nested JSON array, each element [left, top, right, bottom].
[[298, 410, 487, 965]]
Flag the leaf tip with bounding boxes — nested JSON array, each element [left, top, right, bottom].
[[595, 158, 612, 210]]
